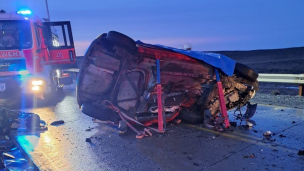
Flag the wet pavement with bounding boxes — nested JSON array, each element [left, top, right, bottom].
[[6, 82, 304, 171]]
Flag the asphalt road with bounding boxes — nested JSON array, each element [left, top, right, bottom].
[[7, 81, 304, 171]]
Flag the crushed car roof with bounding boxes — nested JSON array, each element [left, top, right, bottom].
[[136, 41, 236, 76]]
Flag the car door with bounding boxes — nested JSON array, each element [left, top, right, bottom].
[[43, 21, 76, 66]]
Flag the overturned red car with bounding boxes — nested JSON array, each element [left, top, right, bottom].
[[76, 31, 258, 129]]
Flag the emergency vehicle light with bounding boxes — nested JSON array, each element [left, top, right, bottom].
[[17, 10, 32, 15]]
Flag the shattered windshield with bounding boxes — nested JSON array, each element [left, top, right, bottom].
[[0, 20, 32, 50]]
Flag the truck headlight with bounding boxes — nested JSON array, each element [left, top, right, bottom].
[[32, 80, 43, 86], [32, 86, 40, 91]]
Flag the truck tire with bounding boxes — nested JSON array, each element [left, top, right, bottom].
[[234, 63, 258, 82], [106, 31, 138, 55], [81, 103, 119, 121], [43, 70, 63, 101]]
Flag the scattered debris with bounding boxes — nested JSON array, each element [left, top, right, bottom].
[[2, 153, 15, 159], [51, 120, 65, 126], [246, 121, 254, 127], [244, 154, 255, 158], [279, 134, 286, 138], [0, 108, 46, 134], [173, 119, 182, 124], [85, 138, 92, 143], [85, 127, 93, 131], [253, 130, 258, 133], [187, 156, 194, 160], [118, 121, 128, 134], [263, 131, 272, 136], [281, 109, 284, 111], [292, 121, 296, 124], [298, 150, 304, 156], [193, 162, 199, 166]]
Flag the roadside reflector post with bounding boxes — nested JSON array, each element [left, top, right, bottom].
[[214, 68, 230, 128], [299, 84, 304, 96], [156, 57, 165, 132]]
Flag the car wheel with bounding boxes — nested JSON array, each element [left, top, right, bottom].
[[107, 31, 138, 55], [81, 103, 119, 121], [234, 63, 258, 82], [179, 109, 204, 124]]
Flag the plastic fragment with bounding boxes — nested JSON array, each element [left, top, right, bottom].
[[85, 138, 92, 142], [263, 131, 272, 136], [50, 120, 64, 126]]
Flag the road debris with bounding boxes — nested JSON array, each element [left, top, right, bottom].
[[85, 127, 93, 131], [2, 153, 15, 159], [244, 154, 255, 158], [263, 131, 272, 136], [193, 162, 199, 166], [292, 121, 296, 124], [187, 156, 194, 160], [0, 108, 47, 134], [85, 138, 92, 143], [279, 134, 286, 138], [51, 120, 65, 126], [172, 119, 182, 124], [298, 150, 304, 156]]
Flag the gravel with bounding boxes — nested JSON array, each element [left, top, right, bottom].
[[250, 93, 304, 109]]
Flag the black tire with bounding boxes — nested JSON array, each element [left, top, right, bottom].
[[179, 109, 204, 124], [234, 63, 258, 82], [81, 103, 119, 121], [107, 31, 138, 55]]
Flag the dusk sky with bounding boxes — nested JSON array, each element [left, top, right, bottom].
[[1, 0, 304, 55]]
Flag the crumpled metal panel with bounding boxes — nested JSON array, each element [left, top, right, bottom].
[[136, 41, 236, 76]]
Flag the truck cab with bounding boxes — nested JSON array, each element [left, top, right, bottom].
[[0, 10, 76, 102]]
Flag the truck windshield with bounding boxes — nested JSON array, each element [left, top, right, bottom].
[[0, 20, 32, 50]]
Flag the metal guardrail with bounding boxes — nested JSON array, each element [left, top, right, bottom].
[[63, 69, 304, 96], [259, 73, 304, 96]]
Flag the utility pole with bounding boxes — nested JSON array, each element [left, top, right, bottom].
[[45, 0, 50, 21]]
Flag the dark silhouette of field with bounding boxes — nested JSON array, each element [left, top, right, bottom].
[[213, 46, 304, 74]]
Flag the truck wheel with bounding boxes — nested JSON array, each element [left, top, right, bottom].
[[179, 109, 204, 124], [81, 103, 119, 121], [43, 71, 61, 101], [234, 63, 258, 82], [107, 31, 138, 55]]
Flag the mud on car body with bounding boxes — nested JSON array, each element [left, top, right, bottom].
[[76, 31, 258, 125]]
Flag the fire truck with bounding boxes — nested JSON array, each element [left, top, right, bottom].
[[0, 9, 76, 103]]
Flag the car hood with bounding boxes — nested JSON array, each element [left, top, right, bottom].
[[136, 41, 236, 76]]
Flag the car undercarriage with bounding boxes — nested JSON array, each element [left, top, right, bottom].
[[76, 31, 258, 127]]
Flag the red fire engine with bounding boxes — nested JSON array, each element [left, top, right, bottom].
[[0, 9, 76, 103]]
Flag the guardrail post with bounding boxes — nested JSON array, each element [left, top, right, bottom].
[[299, 84, 304, 96]]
